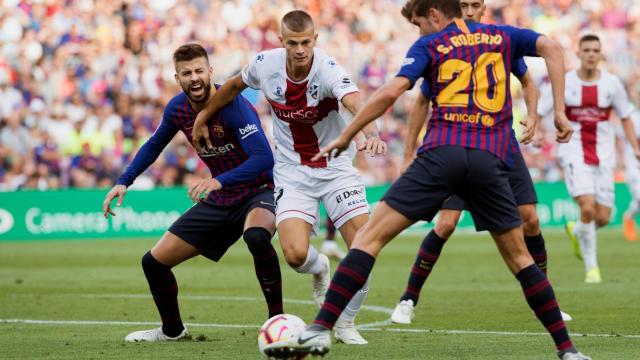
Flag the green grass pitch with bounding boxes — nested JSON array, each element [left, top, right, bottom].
[[1, 229, 639, 359]]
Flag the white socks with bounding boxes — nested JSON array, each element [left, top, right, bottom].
[[337, 276, 370, 325], [294, 246, 325, 275], [574, 221, 598, 271]]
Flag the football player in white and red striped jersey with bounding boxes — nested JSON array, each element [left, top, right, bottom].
[[191, 10, 387, 345], [538, 34, 640, 283]]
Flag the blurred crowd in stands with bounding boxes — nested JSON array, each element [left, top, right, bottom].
[[1, 0, 640, 191]]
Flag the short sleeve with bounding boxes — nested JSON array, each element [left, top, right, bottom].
[[512, 57, 528, 78], [396, 38, 432, 89], [241, 52, 265, 90], [321, 57, 359, 100], [500, 25, 541, 59]]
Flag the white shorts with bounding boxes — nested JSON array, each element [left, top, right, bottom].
[[273, 162, 369, 236], [624, 145, 640, 201], [563, 160, 614, 208]]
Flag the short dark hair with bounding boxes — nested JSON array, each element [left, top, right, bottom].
[[281, 10, 314, 32], [173, 43, 209, 65], [579, 34, 600, 46], [401, 0, 462, 21]]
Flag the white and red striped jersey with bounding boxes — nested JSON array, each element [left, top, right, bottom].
[[241, 48, 359, 169], [538, 69, 633, 167]]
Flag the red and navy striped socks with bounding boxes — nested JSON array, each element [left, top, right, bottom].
[[516, 264, 574, 353], [525, 233, 548, 275], [313, 249, 375, 330]]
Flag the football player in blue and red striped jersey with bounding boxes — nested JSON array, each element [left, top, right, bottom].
[[390, 0, 573, 325], [264, 0, 589, 359], [102, 43, 283, 343]]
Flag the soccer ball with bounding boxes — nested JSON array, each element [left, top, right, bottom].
[[257, 314, 307, 359]]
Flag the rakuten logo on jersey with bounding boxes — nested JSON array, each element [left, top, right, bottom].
[[199, 143, 235, 157], [239, 123, 259, 139], [271, 106, 320, 124]]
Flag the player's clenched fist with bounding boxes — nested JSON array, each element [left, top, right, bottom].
[[102, 184, 127, 219], [188, 178, 222, 202], [554, 111, 573, 143]]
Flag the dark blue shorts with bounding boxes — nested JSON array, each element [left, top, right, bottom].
[[440, 150, 537, 211], [168, 188, 275, 261], [382, 146, 521, 232]]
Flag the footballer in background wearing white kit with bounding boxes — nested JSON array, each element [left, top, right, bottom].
[[191, 10, 387, 345], [538, 34, 640, 283], [621, 107, 640, 241]]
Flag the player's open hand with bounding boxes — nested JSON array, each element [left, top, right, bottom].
[[188, 178, 222, 202], [311, 135, 351, 162], [102, 184, 127, 219], [357, 136, 388, 157], [191, 113, 213, 153], [553, 111, 573, 143], [519, 115, 538, 145]]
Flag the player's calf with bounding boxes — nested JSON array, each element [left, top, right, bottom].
[[243, 227, 283, 318], [141, 251, 185, 337]]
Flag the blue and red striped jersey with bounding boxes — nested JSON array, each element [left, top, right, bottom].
[[398, 19, 540, 166], [419, 53, 529, 159], [117, 88, 274, 205]]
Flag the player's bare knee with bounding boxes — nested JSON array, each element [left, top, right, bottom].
[[522, 213, 540, 236], [595, 217, 609, 228], [435, 221, 456, 239], [579, 205, 596, 221], [282, 247, 306, 268]]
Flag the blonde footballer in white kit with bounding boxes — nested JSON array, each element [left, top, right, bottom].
[[191, 10, 387, 345], [538, 34, 640, 283]]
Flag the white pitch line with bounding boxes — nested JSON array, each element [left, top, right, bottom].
[[6, 293, 392, 329], [0, 319, 259, 329], [74, 294, 394, 315], [2, 318, 640, 340]]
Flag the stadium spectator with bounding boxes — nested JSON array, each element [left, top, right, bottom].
[[1, 0, 640, 191]]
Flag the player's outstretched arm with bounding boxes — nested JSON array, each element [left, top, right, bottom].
[[341, 92, 388, 157], [312, 76, 410, 161], [517, 71, 540, 145], [536, 36, 572, 143], [103, 112, 178, 217], [192, 74, 248, 152], [403, 92, 429, 173]]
